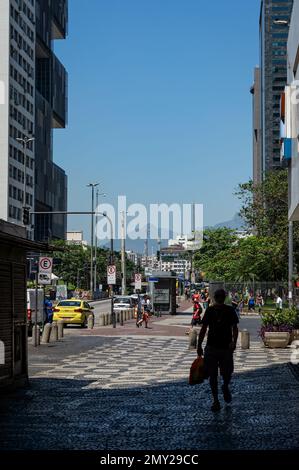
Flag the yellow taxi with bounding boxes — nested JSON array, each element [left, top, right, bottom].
[[53, 299, 94, 327]]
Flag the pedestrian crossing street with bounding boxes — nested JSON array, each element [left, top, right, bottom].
[[33, 336, 293, 389]]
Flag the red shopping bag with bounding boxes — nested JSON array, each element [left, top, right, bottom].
[[189, 356, 205, 385]]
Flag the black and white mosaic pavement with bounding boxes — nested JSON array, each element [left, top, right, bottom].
[[0, 335, 298, 450]]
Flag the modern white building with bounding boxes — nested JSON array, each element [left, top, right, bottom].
[[168, 235, 189, 249], [160, 258, 191, 275], [0, 0, 35, 236], [66, 231, 88, 248], [0, 0, 68, 241], [281, 0, 299, 220]]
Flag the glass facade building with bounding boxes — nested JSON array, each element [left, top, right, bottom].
[[34, 0, 68, 241], [259, 0, 294, 175], [0, 0, 68, 241]]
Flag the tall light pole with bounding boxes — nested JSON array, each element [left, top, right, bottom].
[[101, 212, 116, 328], [16, 136, 35, 236], [120, 210, 126, 295], [87, 183, 99, 299], [94, 188, 106, 297]]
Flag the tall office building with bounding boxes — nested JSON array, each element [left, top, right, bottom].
[[258, 0, 293, 178], [0, 0, 68, 241]]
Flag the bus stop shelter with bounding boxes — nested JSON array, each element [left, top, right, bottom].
[[149, 271, 177, 315]]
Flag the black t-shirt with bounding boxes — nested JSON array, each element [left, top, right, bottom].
[[202, 304, 239, 349]]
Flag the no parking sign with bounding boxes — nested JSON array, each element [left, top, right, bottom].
[[107, 265, 116, 285], [135, 273, 142, 290], [39, 257, 53, 274]]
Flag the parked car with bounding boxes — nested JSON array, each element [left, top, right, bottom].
[[113, 296, 134, 311], [53, 299, 94, 327]]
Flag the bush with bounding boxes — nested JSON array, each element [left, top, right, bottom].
[[261, 308, 299, 328], [259, 308, 299, 338]]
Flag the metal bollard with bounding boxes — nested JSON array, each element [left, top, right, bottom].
[[57, 321, 64, 339], [241, 329, 250, 349], [116, 312, 120, 323], [103, 313, 108, 326], [124, 310, 128, 321], [108, 313, 112, 325], [51, 322, 58, 342], [120, 310, 124, 326], [88, 315, 94, 329], [98, 314, 105, 327], [32, 325, 40, 347], [189, 329, 198, 350], [41, 323, 52, 344]]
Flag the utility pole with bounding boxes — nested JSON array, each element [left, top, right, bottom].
[[157, 238, 162, 271], [16, 136, 35, 239], [94, 188, 106, 297], [94, 189, 99, 296], [87, 183, 99, 299], [121, 211, 126, 295]]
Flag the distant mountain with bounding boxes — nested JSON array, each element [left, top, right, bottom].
[[101, 223, 173, 255], [210, 213, 245, 231], [101, 215, 246, 254]]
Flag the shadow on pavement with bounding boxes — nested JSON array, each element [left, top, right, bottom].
[[0, 362, 298, 451]]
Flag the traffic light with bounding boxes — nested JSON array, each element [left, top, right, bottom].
[[22, 207, 30, 225]]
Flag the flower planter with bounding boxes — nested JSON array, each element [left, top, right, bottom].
[[263, 332, 290, 348]]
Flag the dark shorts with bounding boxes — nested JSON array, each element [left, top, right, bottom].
[[204, 346, 234, 378]]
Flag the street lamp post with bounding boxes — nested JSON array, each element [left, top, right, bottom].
[[87, 183, 99, 299], [120, 210, 126, 295], [16, 136, 35, 236], [94, 189, 106, 299], [102, 212, 115, 328]]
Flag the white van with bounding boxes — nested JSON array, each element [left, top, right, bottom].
[[27, 289, 45, 333]]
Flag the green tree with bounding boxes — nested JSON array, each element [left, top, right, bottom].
[[236, 169, 288, 238], [51, 240, 137, 291], [236, 169, 299, 277], [194, 228, 238, 281]]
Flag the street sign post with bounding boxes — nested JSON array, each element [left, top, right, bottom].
[[38, 272, 51, 285], [107, 265, 116, 285], [135, 273, 142, 291], [39, 257, 53, 274], [144, 267, 153, 277], [38, 257, 52, 285]]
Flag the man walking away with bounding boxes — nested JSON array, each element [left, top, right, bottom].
[[197, 289, 239, 412]]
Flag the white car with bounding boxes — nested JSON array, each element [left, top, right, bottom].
[[113, 296, 133, 311]]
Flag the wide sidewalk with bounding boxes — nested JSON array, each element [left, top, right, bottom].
[[0, 308, 298, 450]]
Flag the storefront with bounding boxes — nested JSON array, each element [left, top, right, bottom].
[[0, 220, 49, 390]]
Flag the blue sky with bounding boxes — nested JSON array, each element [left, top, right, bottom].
[[53, 0, 260, 240]]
